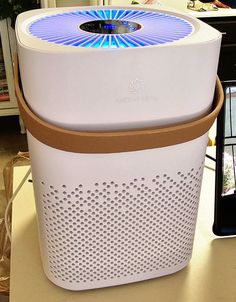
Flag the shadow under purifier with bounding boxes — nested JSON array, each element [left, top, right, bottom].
[[15, 6, 222, 290]]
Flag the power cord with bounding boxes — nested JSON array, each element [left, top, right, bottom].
[[4, 166, 31, 242], [206, 154, 216, 162]]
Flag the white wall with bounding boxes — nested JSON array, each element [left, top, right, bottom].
[[40, 0, 188, 9], [41, 0, 98, 8], [159, 0, 187, 10], [107, 0, 188, 11], [56, 0, 98, 6]]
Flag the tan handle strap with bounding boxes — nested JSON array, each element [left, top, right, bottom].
[[13, 54, 224, 154]]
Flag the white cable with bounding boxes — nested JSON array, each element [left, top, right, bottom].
[[4, 166, 32, 242]]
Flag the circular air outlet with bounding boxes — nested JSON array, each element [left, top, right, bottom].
[[29, 9, 193, 48]]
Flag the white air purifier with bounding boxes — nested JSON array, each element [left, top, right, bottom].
[[15, 6, 223, 291]]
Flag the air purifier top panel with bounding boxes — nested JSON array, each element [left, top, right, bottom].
[[16, 6, 221, 131], [28, 8, 193, 48], [16, 6, 220, 52]]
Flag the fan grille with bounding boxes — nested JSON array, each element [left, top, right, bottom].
[[29, 9, 193, 48], [39, 165, 203, 285]]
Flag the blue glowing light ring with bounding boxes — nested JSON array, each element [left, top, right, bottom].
[[29, 9, 193, 48]]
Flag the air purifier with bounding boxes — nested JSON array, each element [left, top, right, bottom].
[[15, 6, 223, 290]]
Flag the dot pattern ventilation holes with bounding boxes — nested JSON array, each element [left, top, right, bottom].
[[40, 165, 203, 284]]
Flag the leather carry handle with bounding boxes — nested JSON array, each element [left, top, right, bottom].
[[13, 54, 224, 154]]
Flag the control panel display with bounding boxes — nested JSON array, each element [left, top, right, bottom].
[[80, 20, 141, 34]]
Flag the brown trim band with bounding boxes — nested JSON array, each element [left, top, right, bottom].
[[14, 55, 224, 154]]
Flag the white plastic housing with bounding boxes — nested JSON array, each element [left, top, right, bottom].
[[16, 6, 221, 131], [28, 131, 208, 290], [16, 6, 220, 291]]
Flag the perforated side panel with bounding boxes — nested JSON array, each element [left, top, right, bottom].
[[39, 165, 203, 285]]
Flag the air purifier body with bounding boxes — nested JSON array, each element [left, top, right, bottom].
[[15, 6, 222, 290]]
